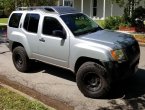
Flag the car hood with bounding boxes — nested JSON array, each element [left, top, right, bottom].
[[79, 30, 136, 49]]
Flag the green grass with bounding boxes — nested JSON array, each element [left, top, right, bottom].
[[133, 34, 145, 43], [96, 20, 105, 28], [0, 18, 8, 24], [0, 87, 53, 110]]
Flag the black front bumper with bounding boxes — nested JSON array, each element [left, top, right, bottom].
[[104, 41, 140, 81], [104, 56, 139, 81]]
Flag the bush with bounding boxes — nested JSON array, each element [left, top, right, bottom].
[[103, 6, 145, 31], [119, 22, 131, 27], [104, 16, 122, 30]]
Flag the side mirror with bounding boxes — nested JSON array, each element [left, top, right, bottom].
[[52, 30, 66, 39]]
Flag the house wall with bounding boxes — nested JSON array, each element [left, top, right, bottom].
[[58, 0, 145, 19], [110, 0, 145, 17], [83, 0, 91, 16], [74, 0, 91, 16], [96, 0, 124, 19], [59, 0, 137, 19], [59, 0, 63, 6], [97, 0, 103, 19], [112, 3, 124, 17], [138, 1, 145, 7], [105, 0, 111, 18], [74, 0, 81, 11], [104, 0, 124, 18]]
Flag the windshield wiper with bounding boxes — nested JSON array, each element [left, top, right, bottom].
[[74, 27, 102, 36], [89, 27, 102, 33]]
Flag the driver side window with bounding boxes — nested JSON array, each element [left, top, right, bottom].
[[42, 17, 63, 37]]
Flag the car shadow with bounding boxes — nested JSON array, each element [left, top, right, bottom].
[[108, 68, 145, 99], [30, 61, 76, 82], [31, 62, 145, 100], [0, 40, 3, 44], [98, 68, 145, 110]]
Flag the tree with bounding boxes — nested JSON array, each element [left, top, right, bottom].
[[0, 0, 5, 16], [111, 0, 142, 17], [0, 0, 58, 17], [3, 0, 15, 16], [111, 0, 145, 30]]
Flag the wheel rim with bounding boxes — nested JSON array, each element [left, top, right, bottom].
[[83, 72, 102, 92], [15, 53, 23, 68]]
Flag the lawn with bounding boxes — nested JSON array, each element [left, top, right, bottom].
[[0, 18, 8, 24], [96, 20, 105, 28], [0, 86, 53, 110], [133, 34, 145, 43]]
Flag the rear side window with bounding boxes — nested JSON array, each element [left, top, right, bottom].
[[23, 14, 40, 33], [9, 13, 22, 28]]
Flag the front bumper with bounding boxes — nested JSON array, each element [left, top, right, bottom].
[[103, 54, 140, 81], [104, 40, 140, 81]]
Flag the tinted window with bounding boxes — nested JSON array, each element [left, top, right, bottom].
[[61, 13, 101, 36], [93, 0, 97, 16], [9, 13, 22, 28], [23, 14, 40, 33], [42, 17, 63, 36]]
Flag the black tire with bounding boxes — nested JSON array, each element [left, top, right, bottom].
[[12, 46, 30, 72], [76, 62, 111, 98]]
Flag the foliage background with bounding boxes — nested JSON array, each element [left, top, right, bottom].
[[0, 0, 58, 17]]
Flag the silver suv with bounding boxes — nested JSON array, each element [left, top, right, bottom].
[[8, 6, 140, 98]]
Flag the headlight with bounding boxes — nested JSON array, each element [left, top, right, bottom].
[[111, 49, 126, 61]]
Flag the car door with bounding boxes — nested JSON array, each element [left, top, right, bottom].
[[37, 16, 70, 68], [22, 13, 40, 56]]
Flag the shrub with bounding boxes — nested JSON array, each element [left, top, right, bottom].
[[104, 16, 122, 30], [103, 6, 145, 31], [119, 22, 131, 27]]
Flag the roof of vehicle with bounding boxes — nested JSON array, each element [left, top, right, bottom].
[[16, 6, 80, 15]]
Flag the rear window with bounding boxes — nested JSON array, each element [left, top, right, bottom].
[[9, 13, 22, 28], [23, 13, 40, 33]]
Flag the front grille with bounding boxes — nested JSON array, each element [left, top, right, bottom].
[[125, 41, 140, 62]]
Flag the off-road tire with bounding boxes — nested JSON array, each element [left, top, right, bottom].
[[12, 46, 30, 72], [76, 62, 111, 98]]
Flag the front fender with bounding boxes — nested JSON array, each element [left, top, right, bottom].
[[69, 41, 112, 72]]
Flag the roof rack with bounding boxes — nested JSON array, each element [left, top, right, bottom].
[[16, 6, 80, 15]]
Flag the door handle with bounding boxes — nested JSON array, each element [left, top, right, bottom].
[[39, 38, 45, 42]]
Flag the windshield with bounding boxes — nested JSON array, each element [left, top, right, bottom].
[[60, 13, 102, 36]]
